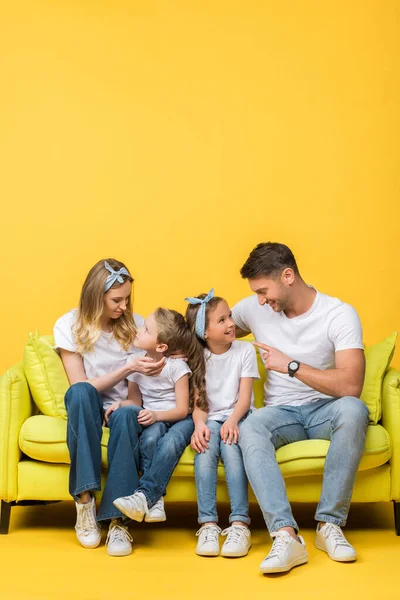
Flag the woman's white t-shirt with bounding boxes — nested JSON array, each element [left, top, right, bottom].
[[54, 309, 145, 408], [205, 340, 260, 421], [127, 358, 191, 413]]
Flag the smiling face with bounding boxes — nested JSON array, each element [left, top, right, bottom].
[[205, 300, 236, 344], [103, 280, 132, 320], [249, 269, 294, 313]]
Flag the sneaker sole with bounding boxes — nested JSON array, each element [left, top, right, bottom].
[[144, 514, 167, 523], [113, 499, 145, 522], [107, 547, 132, 557], [221, 544, 251, 558], [315, 540, 357, 562], [76, 532, 102, 549], [196, 549, 220, 557], [260, 553, 308, 574]]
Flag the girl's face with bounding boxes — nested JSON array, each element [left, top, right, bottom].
[[205, 300, 236, 345], [103, 280, 132, 320], [134, 312, 166, 354]]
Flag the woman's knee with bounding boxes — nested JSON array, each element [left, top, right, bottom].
[[108, 405, 140, 431], [65, 382, 100, 412]]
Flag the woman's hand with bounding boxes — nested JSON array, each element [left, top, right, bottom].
[[104, 401, 121, 425], [220, 417, 239, 445], [137, 409, 157, 426], [191, 421, 210, 453], [128, 356, 166, 376]]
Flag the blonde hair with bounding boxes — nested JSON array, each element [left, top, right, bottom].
[[74, 258, 137, 353], [154, 308, 207, 412]]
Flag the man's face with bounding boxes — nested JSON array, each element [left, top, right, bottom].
[[249, 274, 291, 313]]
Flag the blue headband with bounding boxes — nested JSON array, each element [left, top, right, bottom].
[[185, 288, 214, 340], [104, 261, 130, 292]]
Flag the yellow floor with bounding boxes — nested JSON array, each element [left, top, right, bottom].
[[0, 501, 399, 600]]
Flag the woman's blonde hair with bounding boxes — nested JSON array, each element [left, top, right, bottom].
[[154, 308, 207, 412], [74, 258, 136, 353]]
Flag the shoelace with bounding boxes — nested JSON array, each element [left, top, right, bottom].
[[106, 521, 133, 545], [322, 524, 350, 548], [79, 504, 98, 534], [268, 532, 291, 558], [221, 525, 249, 544], [196, 525, 221, 544]]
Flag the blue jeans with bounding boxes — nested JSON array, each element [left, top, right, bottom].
[[238, 397, 369, 532], [194, 418, 250, 525], [65, 382, 194, 522]]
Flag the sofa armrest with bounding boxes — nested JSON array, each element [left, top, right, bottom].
[[0, 363, 35, 501], [381, 368, 400, 500]]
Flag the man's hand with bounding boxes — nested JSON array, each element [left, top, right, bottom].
[[191, 422, 210, 453], [253, 341, 292, 374], [104, 401, 121, 424], [137, 409, 157, 426], [220, 417, 239, 445]]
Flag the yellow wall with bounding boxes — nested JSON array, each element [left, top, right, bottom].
[[0, 0, 399, 373]]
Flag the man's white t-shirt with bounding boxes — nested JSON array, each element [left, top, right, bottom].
[[232, 290, 363, 407], [127, 358, 191, 413], [205, 340, 260, 421], [54, 309, 145, 408]]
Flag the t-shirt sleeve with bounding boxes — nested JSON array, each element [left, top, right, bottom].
[[231, 298, 252, 332], [169, 359, 192, 384], [240, 343, 261, 379], [328, 304, 364, 352], [53, 313, 77, 353]]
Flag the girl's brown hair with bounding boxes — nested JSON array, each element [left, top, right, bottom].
[[74, 258, 137, 353], [154, 308, 207, 411]]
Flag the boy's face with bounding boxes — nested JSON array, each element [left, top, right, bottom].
[[205, 300, 236, 344], [134, 312, 159, 351]]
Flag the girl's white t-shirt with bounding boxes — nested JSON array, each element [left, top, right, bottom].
[[53, 309, 145, 408], [205, 340, 260, 421], [127, 358, 191, 412]]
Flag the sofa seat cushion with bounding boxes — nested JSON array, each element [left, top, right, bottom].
[[19, 415, 391, 477]]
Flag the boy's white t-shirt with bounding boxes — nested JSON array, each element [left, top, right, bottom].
[[232, 290, 364, 407], [205, 340, 260, 421], [53, 309, 145, 408], [127, 358, 191, 412]]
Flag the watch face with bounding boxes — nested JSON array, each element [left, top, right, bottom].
[[289, 361, 298, 370]]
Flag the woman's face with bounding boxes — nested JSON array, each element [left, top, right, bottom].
[[103, 280, 132, 320]]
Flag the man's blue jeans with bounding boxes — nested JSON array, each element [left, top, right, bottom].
[[194, 418, 250, 525], [65, 382, 193, 522], [238, 396, 369, 532]]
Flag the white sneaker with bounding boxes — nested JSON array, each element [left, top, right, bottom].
[[113, 491, 148, 522], [260, 531, 308, 573], [106, 519, 133, 557], [75, 497, 101, 549], [221, 524, 251, 557], [144, 497, 166, 523], [196, 524, 222, 556], [315, 523, 357, 562]]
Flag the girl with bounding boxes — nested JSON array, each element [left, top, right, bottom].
[[110, 307, 206, 525], [54, 259, 171, 557], [186, 289, 260, 558]]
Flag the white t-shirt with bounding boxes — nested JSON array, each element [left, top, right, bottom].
[[54, 309, 145, 408], [232, 290, 363, 407], [205, 340, 260, 421], [127, 358, 191, 412]]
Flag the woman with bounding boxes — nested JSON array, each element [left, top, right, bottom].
[[54, 258, 166, 556]]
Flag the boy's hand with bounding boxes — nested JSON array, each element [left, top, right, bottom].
[[137, 409, 157, 426], [104, 401, 121, 425], [220, 417, 239, 444], [191, 422, 210, 453]]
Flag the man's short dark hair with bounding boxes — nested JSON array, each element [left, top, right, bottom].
[[240, 242, 299, 279]]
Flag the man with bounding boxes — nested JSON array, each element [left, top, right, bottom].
[[233, 242, 368, 574]]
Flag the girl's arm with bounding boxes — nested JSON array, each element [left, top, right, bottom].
[[220, 377, 254, 444], [60, 349, 166, 393], [137, 375, 190, 426], [191, 406, 210, 453]]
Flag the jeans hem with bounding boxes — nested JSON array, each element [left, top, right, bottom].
[[315, 514, 347, 527], [198, 516, 219, 524], [72, 482, 101, 502], [270, 520, 298, 534], [229, 515, 251, 525], [96, 512, 125, 523]]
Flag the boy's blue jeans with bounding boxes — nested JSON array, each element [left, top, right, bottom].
[[65, 382, 193, 522], [238, 396, 369, 533], [194, 417, 250, 525]]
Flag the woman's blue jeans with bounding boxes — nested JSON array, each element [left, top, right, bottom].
[[65, 382, 193, 522]]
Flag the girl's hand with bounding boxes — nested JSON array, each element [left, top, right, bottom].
[[220, 417, 239, 445], [191, 422, 210, 453], [137, 409, 157, 426], [128, 356, 166, 376], [104, 401, 121, 425]]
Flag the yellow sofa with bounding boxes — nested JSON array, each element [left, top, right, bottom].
[[1, 333, 400, 534]]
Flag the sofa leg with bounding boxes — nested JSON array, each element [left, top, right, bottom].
[[394, 501, 400, 536], [0, 501, 12, 535]]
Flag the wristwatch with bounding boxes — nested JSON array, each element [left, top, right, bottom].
[[288, 360, 300, 378]]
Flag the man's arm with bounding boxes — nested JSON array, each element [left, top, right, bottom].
[[235, 326, 251, 339], [253, 342, 365, 398]]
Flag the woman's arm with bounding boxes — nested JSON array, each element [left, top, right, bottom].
[[137, 375, 190, 426], [220, 377, 254, 444], [59, 349, 166, 393]]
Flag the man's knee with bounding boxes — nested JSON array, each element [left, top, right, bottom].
[[335, 396, 369, 428]]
